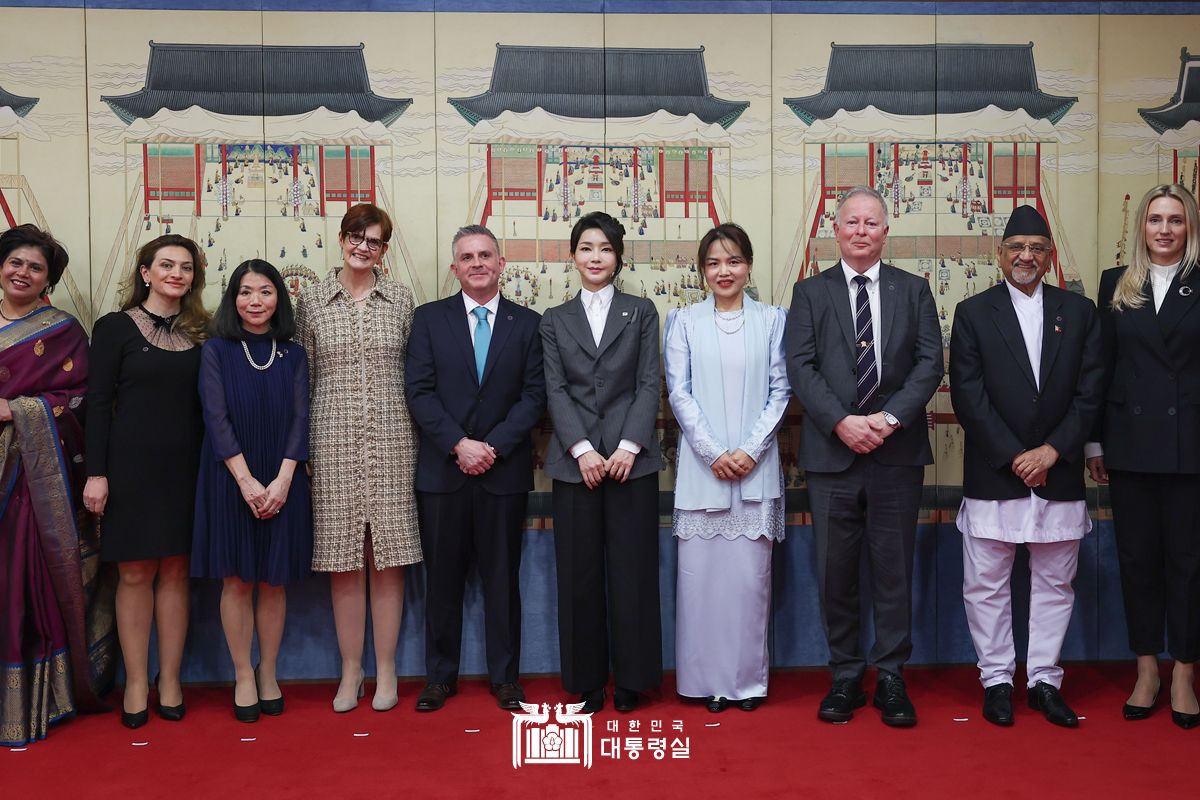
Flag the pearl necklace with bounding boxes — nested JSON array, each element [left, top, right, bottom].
[[242, 339, 277, 370], [714, 307, 745, 335]]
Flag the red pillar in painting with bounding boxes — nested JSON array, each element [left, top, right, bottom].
[[659, 147, 665, 215], [536, 144, 544, 217], [344, 146, 353, 211], [706, 147, 718, 226], [368, 146, 376, 206], [318, 146, 326, 218], [868, 142, 875, 190], [292, 145, 300, 216], [892, 142, 900, 217], [143, 143, 151, 215], [482, 143, 493, 226], [683, 148, 690, 219], [986, 142, 994, 211], [961, 143, 969, 218], [194, 144, 203, 217], [1174, 148, 1180, 183], [221, 144, 229, 218]]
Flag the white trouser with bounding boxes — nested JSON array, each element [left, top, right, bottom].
[[961, 535, 1081, 689]]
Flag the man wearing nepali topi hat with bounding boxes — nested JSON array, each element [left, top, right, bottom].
[[949, 205, 1104, 728]]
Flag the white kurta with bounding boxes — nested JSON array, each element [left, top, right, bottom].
[[956, 280, 1088, 689]]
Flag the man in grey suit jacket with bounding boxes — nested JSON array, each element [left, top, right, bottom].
[[785, 186, 943, 726]]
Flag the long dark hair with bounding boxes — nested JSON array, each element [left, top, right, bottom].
[[119, 234, 209, 342], [210, 259, 295, 341]]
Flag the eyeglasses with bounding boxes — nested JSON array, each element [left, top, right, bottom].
[[347, 232, 384, 252], [1002, 243, 1051, 256]]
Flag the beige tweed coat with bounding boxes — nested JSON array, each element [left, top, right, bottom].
[[295, 269, 422, 571]]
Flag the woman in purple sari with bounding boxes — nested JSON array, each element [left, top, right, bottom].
[[0, 224, 116, 746]]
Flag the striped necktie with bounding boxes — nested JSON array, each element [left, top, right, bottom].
[[853, 275, 878, 408]]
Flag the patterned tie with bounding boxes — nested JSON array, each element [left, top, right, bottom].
[[853, 275, 878, 409], [472, 306, 491, 382]]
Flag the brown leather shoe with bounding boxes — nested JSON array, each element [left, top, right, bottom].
[[415, 682, 457, 712], [490, 682, 525, 711]]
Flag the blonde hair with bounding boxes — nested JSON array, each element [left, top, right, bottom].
[[119, 234, 211, 343], [1111, 184, 1200, 311]]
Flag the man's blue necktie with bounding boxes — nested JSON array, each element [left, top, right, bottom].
[[472, 306, 491, 382]]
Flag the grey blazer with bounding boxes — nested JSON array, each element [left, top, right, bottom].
[[785, 262, 944, 473], [540, 290, 664, 483]]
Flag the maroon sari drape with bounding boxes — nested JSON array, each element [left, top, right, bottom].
[[0, 306, 115, 746]]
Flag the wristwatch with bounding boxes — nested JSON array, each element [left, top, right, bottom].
[[881, 411, 901, 429]]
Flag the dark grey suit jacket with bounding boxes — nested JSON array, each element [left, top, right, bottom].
[[785, 262, 944, 473], [950, 282, 1102, 501], [540, 290, 663, 483]]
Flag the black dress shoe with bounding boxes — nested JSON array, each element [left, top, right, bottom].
[[1123, 685, 1160, 721], [982, 683, 1014, 727], [1027, 681, 1078, 728], [155, 674, 185, 722], [874, 672, 917, 727], [580, 688, 605, 713], [490, 682, 525, 711], [737, 696, 764, 712], [613, 687, 639, 713], [706, 696, 729, 713], [415, 682, 457, 712], [1172, 709, 1200, 729], [121, 708, 149, 730], [234, 700, 261, 723], [818, 677, 866, 723]]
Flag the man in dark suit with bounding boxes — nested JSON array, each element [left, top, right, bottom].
[[785, 186, 943, 726], [950, 205, 1102, 728], [405, 224, 546, 712]]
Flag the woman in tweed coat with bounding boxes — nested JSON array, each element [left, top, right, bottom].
[[295, 204, 421, 713]]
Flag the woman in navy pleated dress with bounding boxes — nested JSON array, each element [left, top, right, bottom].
[[192, 259, 312, 723]]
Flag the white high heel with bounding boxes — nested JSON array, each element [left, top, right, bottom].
[[332, 670, 365, 713]]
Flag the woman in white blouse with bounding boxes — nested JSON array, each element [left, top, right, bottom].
[[663, 223, 791, 713]]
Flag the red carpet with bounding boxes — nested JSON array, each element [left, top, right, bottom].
[[4, 664, 1193, 799]]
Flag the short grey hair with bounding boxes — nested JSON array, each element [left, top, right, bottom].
[[835, 185, 888, 225], [452, 224, 499, 260]]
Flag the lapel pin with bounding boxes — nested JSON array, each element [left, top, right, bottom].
[[622, 311, 629, 316], [1054, 325, 1063, 333], [507, 314, 514, 320], [1180, 285, 1193, 297]]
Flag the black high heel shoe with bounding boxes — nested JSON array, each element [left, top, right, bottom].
[[1123, 684, 1161, 721], [234, 697, 261, 723], [255, 665, 284, 716], [1172, 709, 1200, 729], [121, 708, 149, 729], [155, 673, 186, 722]]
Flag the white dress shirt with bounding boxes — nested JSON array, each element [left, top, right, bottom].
[[840, 260, 883, 374], [462, 291, 500, 335], [568, 285, 642, 459], [957, 281, 1092, 543], [1084, 259, 1181, 459]]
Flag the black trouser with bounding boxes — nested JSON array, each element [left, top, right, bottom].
[[807, 458, 923, 681], [1109, 469, 1200, 663], [418, 483, 526, 685], [552, 473, 662, 694]]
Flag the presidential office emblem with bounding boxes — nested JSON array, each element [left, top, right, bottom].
[[512, 701, 593, 769]]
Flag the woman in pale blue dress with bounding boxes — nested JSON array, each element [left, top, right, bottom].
[[664, 223, 791, 713]]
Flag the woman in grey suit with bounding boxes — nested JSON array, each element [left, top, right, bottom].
[[540, 212, 663, 714], [664, 223, 790, 713]]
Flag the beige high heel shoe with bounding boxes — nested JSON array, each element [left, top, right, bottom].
[[332, 671, 365, 713]]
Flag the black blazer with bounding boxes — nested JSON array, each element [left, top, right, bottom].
[[950, 282, 1102, 501], [539, 290, 663, 484], [404, 292, 546, 494], [1093, 264, 1200, 474], [785, 262, 944, 472]]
